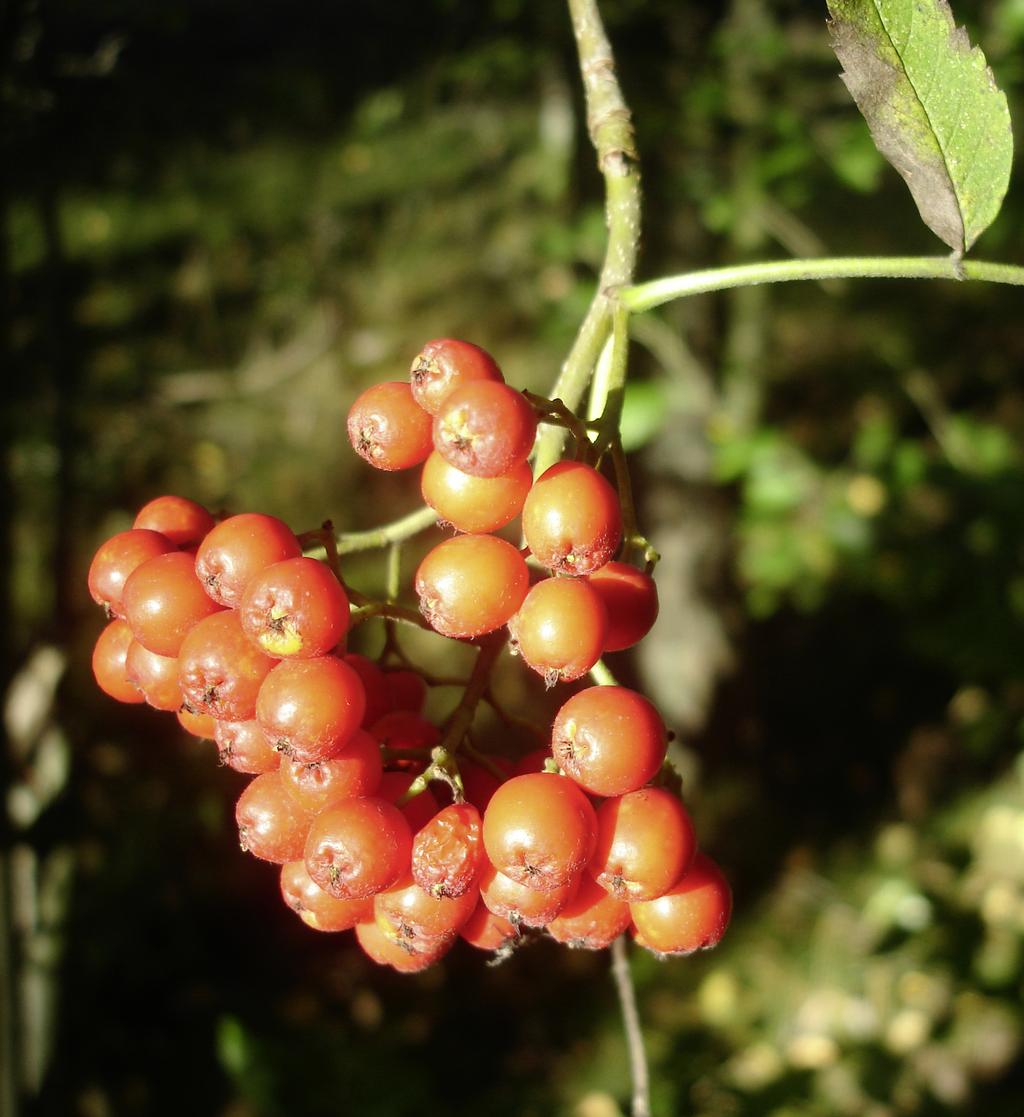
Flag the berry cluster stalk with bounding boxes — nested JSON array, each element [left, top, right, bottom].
[[534, 0, 642, 477]]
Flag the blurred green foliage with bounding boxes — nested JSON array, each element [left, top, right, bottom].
[[4, 0, 1024, 1115]]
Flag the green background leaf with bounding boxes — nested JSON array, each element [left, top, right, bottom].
[[828, 0, 1013, 254]]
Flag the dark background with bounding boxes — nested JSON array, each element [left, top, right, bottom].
[[3, 1, 1024, 1114]]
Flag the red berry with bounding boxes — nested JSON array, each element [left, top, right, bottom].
[[420, 451, 532, 534], [547, 873, 632, 950], [411, 802, 483, 898], [374, 871, 478, 949], [304, 797, 412, 900], [370, 710, 440, 756], [589, 788, 697, 902], [176, 707, 217, 739], [347, 381, 433, 471], [378, 771, 439, 831], [508, 578, 607, 685], [133, 495, 215, 549], [586, 561, 659, 651], [236, 770, 313, 864], [415, 534, 529, 639], [125, 639, 182, 712], [177, 610, 278, 721], [458, 759, 512, 812], [482, 772, 596, 892], [551, 686, 667, 797], [123, 550, 225, 657], [459, 900, 519, 951], [344, 653, 391, 728], [478, 860, 579, 927], [239, 556, 349, 659], [280, 861, 373, 933], [194, 512, 302, 608], [91, 620, 145, 705], [381, 669, 427, 714], [409, 338, 504, 415], [512, 748, 549, 777], [522, 461, 622, 576], [88, 529, 175, 617], [256, 656, 366, 763], [355, 919, 453, 972], [432, 381, 537, 478], [279, 729, 383, 812], [630, 852, 732, 955], [214, 719, 280, 774]]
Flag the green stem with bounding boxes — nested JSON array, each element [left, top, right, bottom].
[[535, 0, 642, 475], [594, 302, 631, 453], [349, 601, 431, 631], [589, 658, 620, 687], [619, 256, 1024, 313], [323, 505, 436, 555]]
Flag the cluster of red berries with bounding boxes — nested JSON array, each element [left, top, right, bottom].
[[349, 338, 659, 682], [87, 338, 731, 973]]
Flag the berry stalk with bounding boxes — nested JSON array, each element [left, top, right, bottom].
[[534, 0, 642, 476]]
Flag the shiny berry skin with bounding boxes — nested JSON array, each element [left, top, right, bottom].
[[239, 556, 349, 659], [420, 451, 532, 534], [409, 338, 504, 416], [415, 534, 529, 639], [92, 620, 145, 704], [522, 462, 622, 576], [123, 550, 225, 657], [88, 529, 175, 617], [256, 656, 366, 763], [482, 772, 596, 892], [586, 562, 659, 652], [381, 669, 427, 714], [125, 640, 182, 711], [344, 653, 391, 728], [630, 852, 732, 955], [133, 495, 216, 549], [508, 577, 607, 685], [547, 873, 632, 950], [279, 729, 383, 812], [236, 770, 313, 864], [177, 610, 278, 721], [552, 686, 667, 797], [460, 901, 519, 951], [355, 919, 453, 972], [194, 512, 302, 608], [412, 803, 483, 898], [304, 797, 412, 900], [280, 861, 373, 932], [589, 788, 696, 902], [347, 381, 433, 471], [374, 871, 478, 949], [214, 719, 280, 774], [479, 861, 579, 927], [432, 381, 537, 478], [176, 707, 217, 739]]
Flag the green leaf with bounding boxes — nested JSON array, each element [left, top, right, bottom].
[[827, 0, 1013, 254]]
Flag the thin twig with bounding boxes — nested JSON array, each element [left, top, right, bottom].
[[618, 256, 1024, 314], [534, 0, 642, 475], [300, 505, 436, 555], [611, 936, 651, 1117]]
